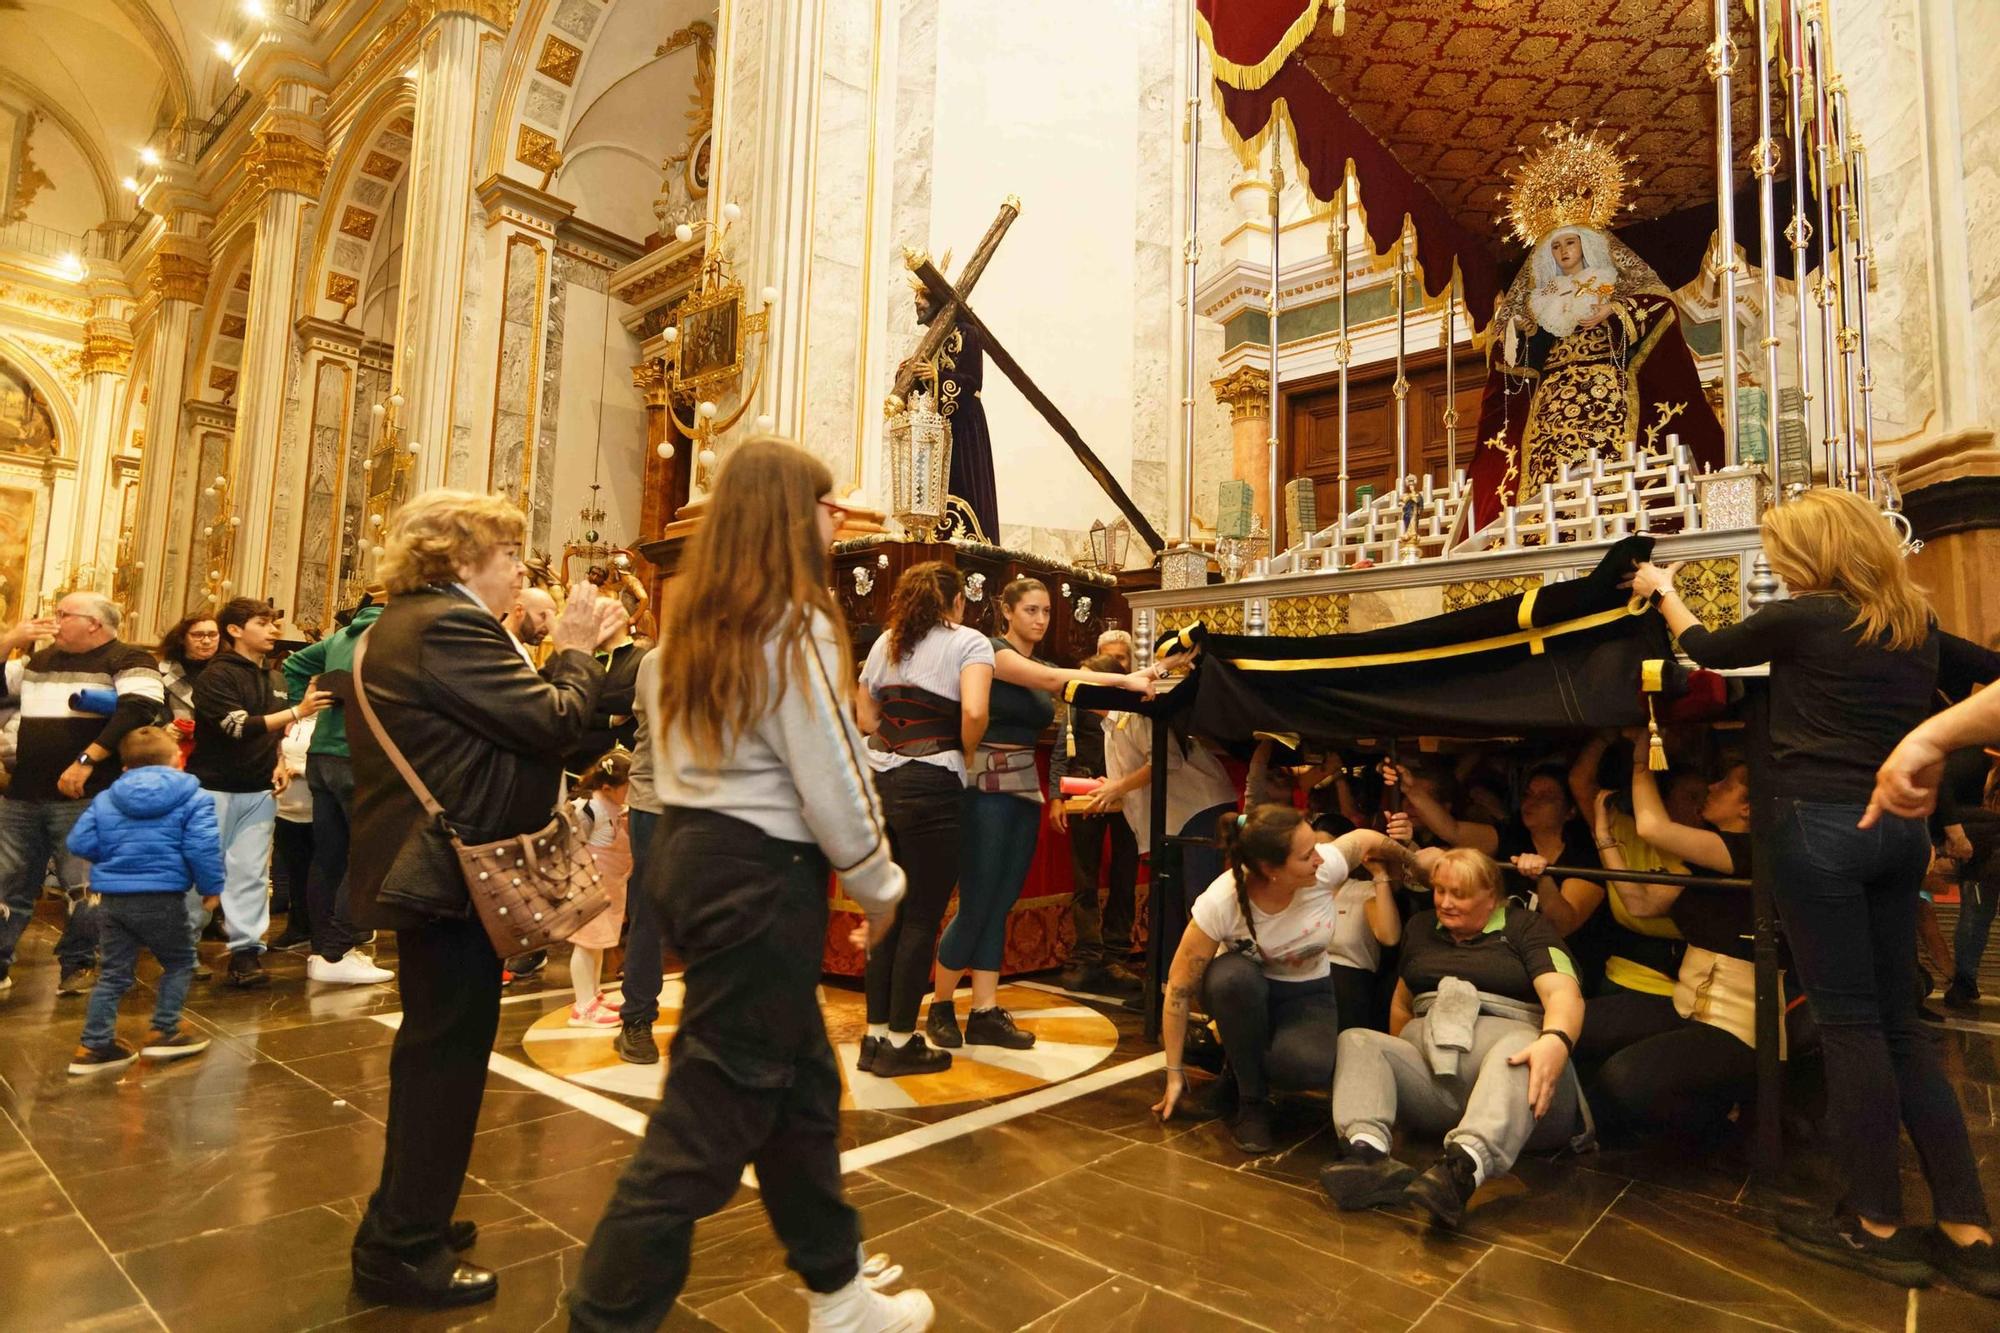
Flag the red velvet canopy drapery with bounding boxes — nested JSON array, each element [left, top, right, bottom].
[[1195, 1, 1763, 330]]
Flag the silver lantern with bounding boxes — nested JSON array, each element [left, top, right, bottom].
[[885, 386, 953, 542]]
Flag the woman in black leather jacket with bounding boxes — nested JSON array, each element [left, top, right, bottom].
[[345, 490, 622, 1310]]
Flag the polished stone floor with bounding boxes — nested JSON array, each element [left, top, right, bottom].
[[5, 903, 2000, 1333]]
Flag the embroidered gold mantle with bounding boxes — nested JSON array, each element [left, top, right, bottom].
[[1516, 301, 1673, 495]]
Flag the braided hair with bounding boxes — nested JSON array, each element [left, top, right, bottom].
[[1214, 803, 1308, 954]]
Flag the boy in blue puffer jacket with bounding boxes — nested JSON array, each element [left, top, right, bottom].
[[65, 726, 224, 1075]]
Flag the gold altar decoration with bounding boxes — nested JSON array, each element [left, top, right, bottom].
[[1442, 574, 1542, 614], [1670, 555, 1741, 634], [1503, 122, 1639, 247], [656, 204, 774, 489], [884, 385, 952, 542], [1270, 593, 1350, 637], [340, 390, 419, 608]]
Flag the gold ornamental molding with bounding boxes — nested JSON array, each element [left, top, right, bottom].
[[631, 359, 670, 408], [81, 324, 135, 378], [247, 130, 329, 200], [516, 126, 562, 173], [0, 280, 91, 323], [1212, 365, 1272, 421], [414, 0, 517, 28], [537, 35, 581, 86], [147, 251, 210, 305]]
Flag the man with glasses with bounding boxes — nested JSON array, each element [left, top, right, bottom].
[[0, 594, 165, 997]]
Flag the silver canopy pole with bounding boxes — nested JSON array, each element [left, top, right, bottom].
[[1394, 219, 1411, 486], [1785, 0, 1822, 488], [1266, 121, 1284, 551], [1336, 172, 1351, 544], [1711, 0, 1742, 468], [1850, 135, 1878, 493], [1177, 4, 1202, 543], [1753, 0, 1784, 498], [1830, 85, 1862, 493], [1805, 14, 1845, 486]]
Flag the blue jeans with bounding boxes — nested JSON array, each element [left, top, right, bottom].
[[1953, 875, 1997, 994], [208, 789, 276, 955], [939, 790, 1042, 974], [1773, 799, 1990, 1225], [0, 797, 98, 973], [81, 892, 197, 1048], [621, 807, 666, 1026]]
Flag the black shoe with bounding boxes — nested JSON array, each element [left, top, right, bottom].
[[67, 1040, 138, 1076], [871, 1034, 952, 1077], [1228, 1098, 1276, 1154], [1929, 1229, 2000, 1298], [351, 1256, 498, 1309], [56, 965, 96, 996], [269, 928, 312, 953], [613, 1019, 659, 1066], [965, 1006, 1036, 1049], [1943, 983, 1981, 1013], [1405, 1145, 1481, 1230], [508, 950, 547, 977], [448, 1220, 478, 1253], [1060, 964, 1110, 993], [925, 1001, 963, 1049], [857, 1035, 879, 1072], [1319, 1141, 1417, 1210], [225, 951, 269, 989], [1777, 1210, 1936, 1288], [1919, 1003, 1945, 1024], [1103, 961, 1145, 993]]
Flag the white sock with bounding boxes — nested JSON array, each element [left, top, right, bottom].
[[1347, 1129, 1390, 1157], [867, 1023, 890, 1040], [1449, 1139, 1489, 1186], [889, 1030, 917, 1047]]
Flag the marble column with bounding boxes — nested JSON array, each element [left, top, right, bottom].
[[396, 0, 510, 491], [1213, 365, 1272, 530], [228, 105, 326, 596], [474, 174, 571, 507], [284, 319, 366, 634], [72, 266, 136, 594], [133, 227, 208, 637]]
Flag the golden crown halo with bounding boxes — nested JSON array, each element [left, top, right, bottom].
[[1502, 122, 1640, 247], [903, 247, 953, 295]]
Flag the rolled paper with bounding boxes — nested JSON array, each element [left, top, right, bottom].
[[1059, 776, 1104, 797]]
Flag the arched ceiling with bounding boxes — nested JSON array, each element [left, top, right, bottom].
[[0, 0, 237, 226]]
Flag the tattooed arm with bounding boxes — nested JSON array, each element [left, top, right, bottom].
[[1153, 922, 1220, 1121]]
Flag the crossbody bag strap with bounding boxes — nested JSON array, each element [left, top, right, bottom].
[[350, 630, 448, 821]]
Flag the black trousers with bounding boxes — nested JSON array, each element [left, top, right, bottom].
[[351, 913, 503, 1273], [1067, 812, 1138, 967], [1574, 985, 1683, 1067], [865, 762, 961, 1032], [271, 817, 315, 930], [1204, 950, 1340, 1101], [571, 809, 860, 1331], [1592, 1018, 1755, 1140], [306, 754, 360, 962], [619, 807, 666, 1026]]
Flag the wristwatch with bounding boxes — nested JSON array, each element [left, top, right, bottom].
[[75, 752, 98, 767]]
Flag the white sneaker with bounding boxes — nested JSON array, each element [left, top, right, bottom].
[[306, 951, 395, 985], [568, 998, 621, 1028], [0, 973, 11, 997], [805, 1254, 934, 1333]]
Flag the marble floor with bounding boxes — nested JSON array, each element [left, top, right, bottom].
[[5, 904, 2000, 1333]]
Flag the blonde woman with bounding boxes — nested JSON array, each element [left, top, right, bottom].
[[1633, 487, 2000, 1298]]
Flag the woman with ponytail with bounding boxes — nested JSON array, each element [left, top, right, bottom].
[[1155, 803, 1423, 1154], [852, 561, 993, 1077]]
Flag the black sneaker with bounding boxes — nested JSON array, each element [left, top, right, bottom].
[[1228, 1097, 1276, 1154], [613, 1019, 658, 1066], [508, 950, 547, 977], [68, 1040, 137, 1076], [1777, 1210, 1936, 1288], [925, 1000, 963, 1049], [1943, 983, 1981, 1013], [1929, 1229, 2000, 1298], [964, 1006, 1036, 1049], [1319, 1140, 1417, 1210], [56, 965, 97, 996], [871, 1034, 952, 1077], [1405, 1144, 1481, 1230], [857, 1035, 880, 1072], [268, 926, 312, 951], [225, 951, 269, 989]]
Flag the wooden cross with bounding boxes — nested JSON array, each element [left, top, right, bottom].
[[903, 201, 1166, 552]]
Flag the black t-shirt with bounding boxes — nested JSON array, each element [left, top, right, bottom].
[[1675, 829, 1755, 960], [1678, 598, 2000, 803], [188, 654, 287, 792], [1497, 818, 1649, 992], [1399, 904, 1577, 1004]]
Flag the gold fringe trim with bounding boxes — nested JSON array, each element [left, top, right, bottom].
[[1195, 0, 1326, 92]]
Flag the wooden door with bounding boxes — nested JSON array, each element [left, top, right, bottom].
[[1283, 348, 1485, 532]]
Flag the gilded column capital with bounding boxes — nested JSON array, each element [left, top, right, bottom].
[[1212, 365, 1272, 421], [147, 249, 211, 305], [412, 0, 517, 29], [246, 129, 328, 200], [632, 359, 669, 408], [81, 319, 135, 377]]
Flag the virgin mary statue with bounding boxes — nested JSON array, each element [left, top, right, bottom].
[[1465, 128, 1723, 532]]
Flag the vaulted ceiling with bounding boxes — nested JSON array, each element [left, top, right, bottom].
[[0, 0, 238, 224]]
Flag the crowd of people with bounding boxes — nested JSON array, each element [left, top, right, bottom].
[[4, 455, 2000, 1325]]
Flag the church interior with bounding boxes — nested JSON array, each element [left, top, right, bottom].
[[4, 0, 2000, 1329]]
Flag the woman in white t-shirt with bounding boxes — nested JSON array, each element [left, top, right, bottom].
[[851, 562, 994, 1077], [1154, 803, 1420, 1154]]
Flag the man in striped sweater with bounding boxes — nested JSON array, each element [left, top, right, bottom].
[[0, 594, 165, 997]]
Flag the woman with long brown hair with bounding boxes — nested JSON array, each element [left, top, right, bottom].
[[853, 561, 992, 1076], [570, 439, 933, 1332], [1633, 488, 2000, 1297]]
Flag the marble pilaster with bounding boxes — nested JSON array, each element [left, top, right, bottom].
[[476, 174, 572, 513], [288, 318, 366, 632], [71, 267, 136, 595], [131, 231, 207, 638]]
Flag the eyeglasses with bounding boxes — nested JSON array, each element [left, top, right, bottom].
[[817, 498, 848, 524]]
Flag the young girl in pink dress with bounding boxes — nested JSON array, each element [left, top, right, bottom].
[[567, 749, 634, 1028]]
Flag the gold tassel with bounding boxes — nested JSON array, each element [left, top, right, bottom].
[[1641, 660, 1668, 772]]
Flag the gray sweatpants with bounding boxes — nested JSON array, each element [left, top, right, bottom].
[[1332, 1014, 1580, 1182]]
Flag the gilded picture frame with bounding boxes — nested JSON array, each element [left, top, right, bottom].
[[672, 282, 743, 400]]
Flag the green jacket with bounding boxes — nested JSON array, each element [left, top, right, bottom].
[[283, 604, 381, 758]]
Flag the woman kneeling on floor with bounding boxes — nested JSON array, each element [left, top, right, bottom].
[[1320, 847, 1587, 1229], [1153, 804, 1423, 1154]]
